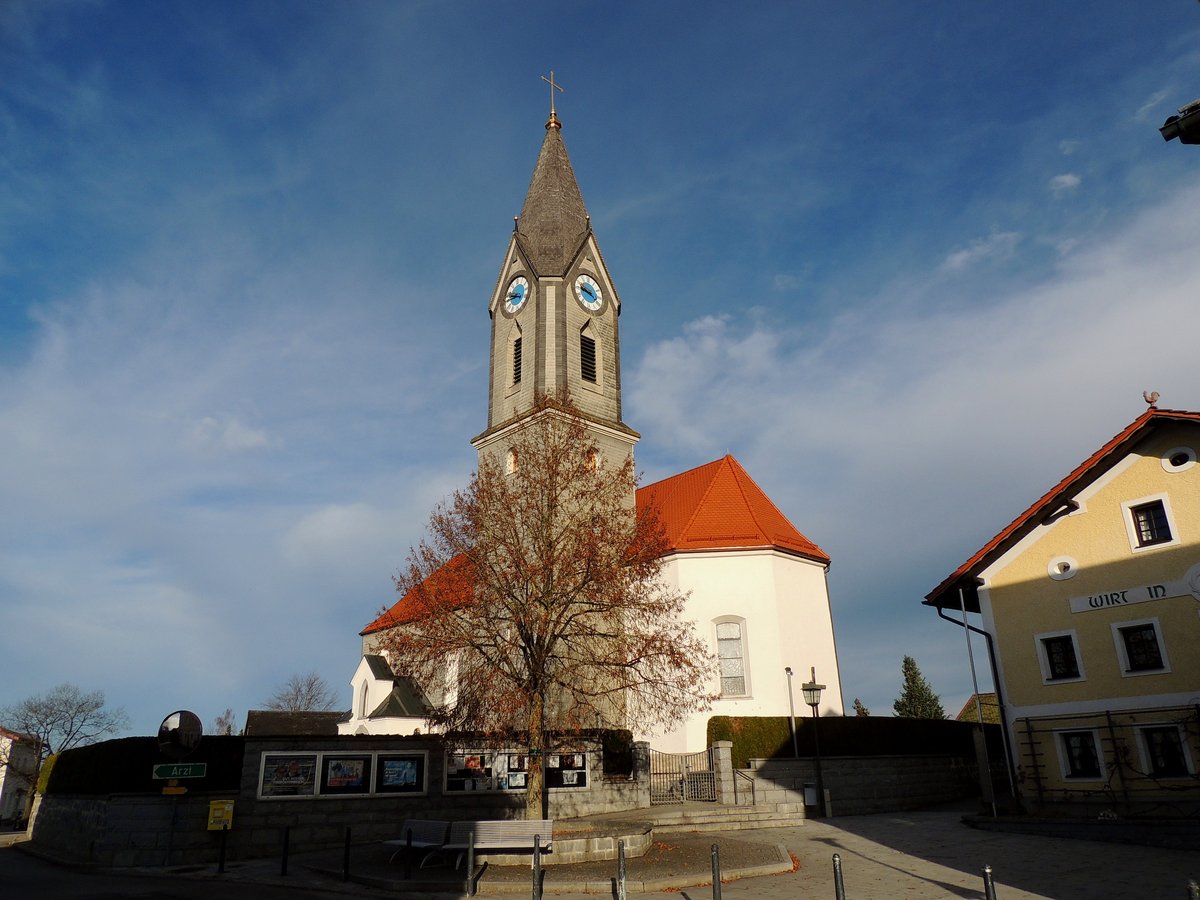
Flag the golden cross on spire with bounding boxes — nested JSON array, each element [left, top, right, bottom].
[[541, 71, 564, 129]]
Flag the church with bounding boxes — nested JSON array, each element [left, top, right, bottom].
[[339, 98, 843, 753]]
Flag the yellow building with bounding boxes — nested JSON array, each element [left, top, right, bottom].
[[926, 406, 1200, 814]]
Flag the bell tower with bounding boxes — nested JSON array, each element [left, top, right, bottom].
[[472, 88, 638, 468]]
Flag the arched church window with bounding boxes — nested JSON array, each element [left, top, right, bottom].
[[359, 680, 369, 718], [580, 322, 598, 384], [506, 449, 518, 474], [714, 617, 749, 697]]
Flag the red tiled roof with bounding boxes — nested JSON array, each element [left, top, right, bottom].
[[637, 454, 830, 563], [362, 553, 474, 635], [363, 455, 829, 634], [925, 408, 1200, 610]]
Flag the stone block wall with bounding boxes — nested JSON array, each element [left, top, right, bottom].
[[746, 754, 981, 815], [30, 734, 651, 867]]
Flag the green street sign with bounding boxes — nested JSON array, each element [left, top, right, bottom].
[[152, 763, 207, 780]]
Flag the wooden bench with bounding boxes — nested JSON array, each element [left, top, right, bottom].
[[445, 818, 553, 868], [383, 818, 451, 866]]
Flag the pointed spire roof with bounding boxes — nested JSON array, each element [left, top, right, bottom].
[[637, 455, 830, 563], [515, 120, 590, 276]]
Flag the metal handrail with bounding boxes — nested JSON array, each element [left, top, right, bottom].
[[732, 768, 755, 805]]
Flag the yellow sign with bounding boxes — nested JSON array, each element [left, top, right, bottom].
[[162, 785, 187, 796], [207, 799, 235, 831]]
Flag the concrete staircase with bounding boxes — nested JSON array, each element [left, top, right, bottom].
[[647, 802, 806, 833]]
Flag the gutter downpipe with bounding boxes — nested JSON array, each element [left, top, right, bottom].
[[959, 586, 996, 818], [936, 597, 1018, 801]]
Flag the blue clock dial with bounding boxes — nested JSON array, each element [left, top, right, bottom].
[[504, 276, 529, 313], [574, 274, 602, 311]]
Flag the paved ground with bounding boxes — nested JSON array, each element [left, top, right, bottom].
[[8, 807, 1200, 899]]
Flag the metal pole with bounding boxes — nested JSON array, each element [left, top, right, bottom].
[[785, 667, 798, 757], [466, 831, 476, 897], [218, 823, 228, 874], [342, 826, 351, 882], [982, 864, 997, 900], [710, 843, 722, 900], [532, 835, 542, 900], [832, 853, 846, 900], [280, 825, 289, 876], [811, 703, 825, 817], [617, 839, 627, 900], [960, 587, 997, 817], [404, 828, 412, 880]]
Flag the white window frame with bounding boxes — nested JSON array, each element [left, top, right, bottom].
[[1137, 724, 1195, 778], [1120, 493, 1179, 553], [1034, 629, 1086, 684], [713, 615, 751, 699], [1055, 728, 1106, 782], [1111, 617, 1170, 677]]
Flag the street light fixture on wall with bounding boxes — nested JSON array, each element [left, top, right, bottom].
[[801, 667, 826, 816], [784, 667, 798, 757]]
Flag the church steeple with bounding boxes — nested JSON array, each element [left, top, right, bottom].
[[514, 122, 589, 277], [472, 100, 638, 468]]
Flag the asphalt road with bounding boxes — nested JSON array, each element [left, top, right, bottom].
[[0, 844, 363, 900]]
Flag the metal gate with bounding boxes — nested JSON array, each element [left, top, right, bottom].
[[649, 748, 716, 804]]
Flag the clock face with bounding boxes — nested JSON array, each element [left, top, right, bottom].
[[504, 276, 529, 314], [574, 274, 602, 311]]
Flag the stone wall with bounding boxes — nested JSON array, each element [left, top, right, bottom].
[[745, 754, 981, 816], [30, 735, 650, 867]]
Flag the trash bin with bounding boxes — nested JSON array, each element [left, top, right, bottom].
[[803, 782, 817, 806]]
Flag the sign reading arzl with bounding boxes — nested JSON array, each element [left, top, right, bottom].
[[1069, 580, 1185, 614]]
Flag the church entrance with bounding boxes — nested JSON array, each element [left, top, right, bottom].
[[649, 748, 716, 804]]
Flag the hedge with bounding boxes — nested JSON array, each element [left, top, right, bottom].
[[708, 715, 1004, 769]]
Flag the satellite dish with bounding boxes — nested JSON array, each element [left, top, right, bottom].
[[158, 710, 203, 760]]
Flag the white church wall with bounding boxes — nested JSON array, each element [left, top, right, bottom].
[[642, 548, 842, 753]]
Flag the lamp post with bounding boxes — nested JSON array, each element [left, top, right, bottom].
[[801, 667, 826, 817], [784, 667, 798, 757]]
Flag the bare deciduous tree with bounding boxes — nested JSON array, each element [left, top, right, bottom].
[[211, 708, 238, 735], [378, 395, 717, 816], [263, 673, 339, 712], [1, 683, 129, 762]]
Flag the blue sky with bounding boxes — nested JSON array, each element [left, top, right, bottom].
[[3, 1, 1199, 735]]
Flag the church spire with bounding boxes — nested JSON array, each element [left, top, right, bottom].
[[515, 104, 590, 276]]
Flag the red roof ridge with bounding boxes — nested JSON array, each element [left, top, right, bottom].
[[925, 407, 1200, 608]]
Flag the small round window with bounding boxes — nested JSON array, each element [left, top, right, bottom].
[[1161, 447, 1196, 473], [1047, 556, 1078, 581]]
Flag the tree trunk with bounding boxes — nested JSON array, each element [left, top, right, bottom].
[[526, 690, 545, 819]]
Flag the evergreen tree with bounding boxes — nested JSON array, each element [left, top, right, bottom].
[[892, 656, 945, 719], [852, 697, 870, 717]]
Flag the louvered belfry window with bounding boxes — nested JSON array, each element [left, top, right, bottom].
[[580, 333, 597, 383], [513, 336, 522, 384]]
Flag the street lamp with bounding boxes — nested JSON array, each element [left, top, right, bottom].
[[801, 667, 826, 817], [784, 667, 798, 757]]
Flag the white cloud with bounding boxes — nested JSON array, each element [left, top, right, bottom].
[[771, 270, 810, 292], [1049, 172, 1082, 197], [1058, 139, 1080, 156], [938, 231, 1021, 272], [1135, 89, 1170, 122]]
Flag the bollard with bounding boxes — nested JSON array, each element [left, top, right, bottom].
[[342, 826, 351, 882], [218, 823, 228, 874], [982, 864, 997, 900], [403, 828, 413, 881], [466, 831, 476, 897], [832, 853, 846, 900], [532, 835, 542, 900], [711, 843, 722, 900], [1188, 878, 1199, 900], [280, 825, 290, 877], [616, 839, 627, 900]]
